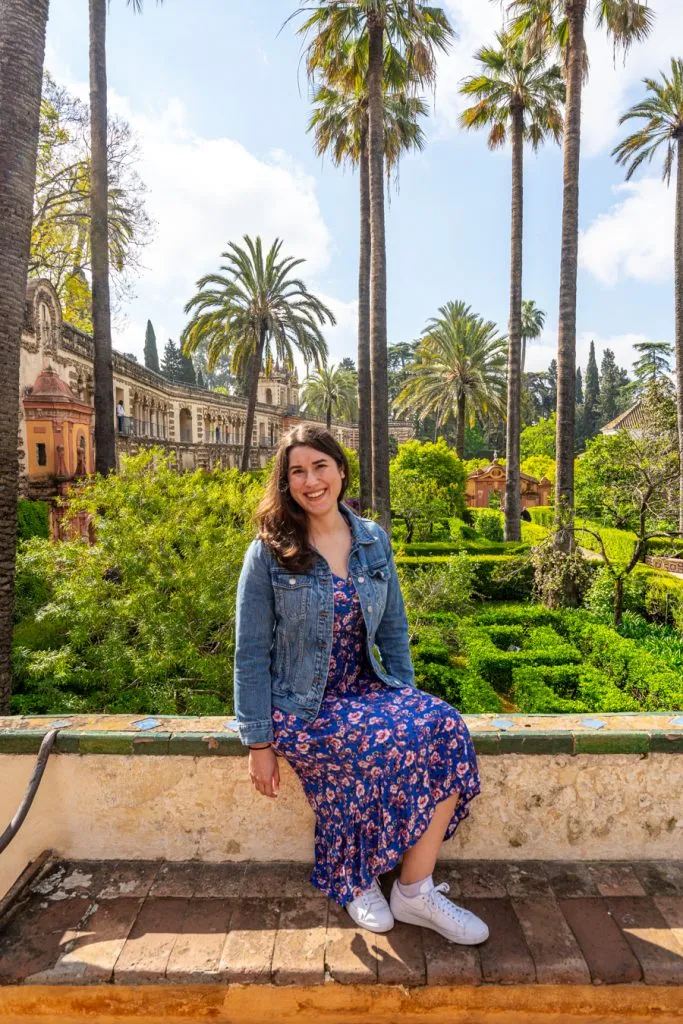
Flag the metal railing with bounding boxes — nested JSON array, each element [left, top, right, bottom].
[[118, 416, 167, 440]]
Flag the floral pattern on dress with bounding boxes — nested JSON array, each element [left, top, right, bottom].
[[272, 573, 481, 907]]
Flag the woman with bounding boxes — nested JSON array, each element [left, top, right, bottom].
[[234, 425, 487, 943]]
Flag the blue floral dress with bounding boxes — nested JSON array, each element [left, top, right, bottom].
[[272, 573, 481, 907]]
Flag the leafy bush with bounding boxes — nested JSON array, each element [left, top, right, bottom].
[[448, 517, 478, 542], [520, 521, 549, 546], [512, 666, 588, 714], [472, 603, 560, 629], [461, 625, 581, 691], [11, 450, 263, 715], [471, 508, 504, 542], [482, 624, 525, 650], [398, 552, 475, 617], [585, 566, 648, 622], [458, 671, 502, 713], [17, 499, 49, 541], [527, 506, 554, 529]]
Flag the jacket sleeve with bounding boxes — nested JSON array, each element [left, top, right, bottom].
[[233, 539, 276, 745], [374, 528, 415, 688]]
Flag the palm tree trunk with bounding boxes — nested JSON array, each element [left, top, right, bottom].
[[554, 0, 586, 594], [358, 128, 373, 516], [89, 0, 116, 475], [505, 107, 524, 543], [241, 326, 266, 472], [675, 137, 683, 535], [326, 401, 332, 431], [521, 334, 527, 374], [455, 397, 466, 459], [0, 0, 49, 715], [367, 14, 390, 532]]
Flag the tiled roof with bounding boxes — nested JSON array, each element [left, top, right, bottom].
[[601, 401, 644, 434]]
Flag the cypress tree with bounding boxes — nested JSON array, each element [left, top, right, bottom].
[[599, 348, 621, 425], [144, 319, 160, 372], [161, 338, 182, 382], [575, 366, 584, 406], [547, 359, 558, 413], [197, 368, 205, 388], [179, 350, 197, 386], [583, 340, 600, 440]]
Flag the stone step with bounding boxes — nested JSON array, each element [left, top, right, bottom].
[[0, 858, 682, 1022]]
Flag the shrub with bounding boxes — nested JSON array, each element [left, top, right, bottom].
[[458, 671, 502, 713], [448, 517, 478, 542], [461, 626, 581, 691], [412, 640, 451, 667], [585, 566, 648, 622], [512, 666, 588, 714], [397, 552, 475, 617], [12, 450, 263, 715], [472, 508, 504, 542], [17, 499, 49, 541], [471, 603, 561, 629], [521, 521, 549, 545], [527, 506, 555, 529], [482, 624, 525, 650]]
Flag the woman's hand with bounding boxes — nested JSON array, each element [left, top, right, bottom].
[[248, 746, 280, 798]]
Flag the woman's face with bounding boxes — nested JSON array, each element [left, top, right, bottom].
[[286, 445, 344, 519]]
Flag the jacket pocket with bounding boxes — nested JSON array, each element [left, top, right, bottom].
[[272, 571, 313, 622]]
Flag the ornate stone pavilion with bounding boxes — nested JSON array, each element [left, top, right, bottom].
[[466, 455, 551, 510], [18, 279, 413, 500]]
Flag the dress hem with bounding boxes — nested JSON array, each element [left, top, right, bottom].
[[312, 772, 481, 907]]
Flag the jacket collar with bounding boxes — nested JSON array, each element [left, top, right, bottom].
[[339, 502, 376, 545]]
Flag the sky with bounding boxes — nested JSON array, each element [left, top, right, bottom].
[[43, 0, 683, 380]]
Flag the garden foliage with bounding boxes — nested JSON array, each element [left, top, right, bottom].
[[12, 451, 262, 715]]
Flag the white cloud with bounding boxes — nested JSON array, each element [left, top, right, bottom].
[[579, 177, 673, 285], [525, 326, 656, 377], [433, 1, 504, 136], [46, 61, 349, 364]]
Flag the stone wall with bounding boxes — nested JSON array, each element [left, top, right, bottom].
[[1, 713, 680, 901]]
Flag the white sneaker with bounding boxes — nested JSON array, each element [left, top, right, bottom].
[[346, 878, 394, 933], [390, 878, 489, 945]]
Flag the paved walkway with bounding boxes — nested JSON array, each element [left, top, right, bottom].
[[1, 858, 682, 993]]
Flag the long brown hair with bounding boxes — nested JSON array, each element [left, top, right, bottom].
[[256, 424, 350, 570]]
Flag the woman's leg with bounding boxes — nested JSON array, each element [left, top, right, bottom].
[[399, 792, 459, 885]]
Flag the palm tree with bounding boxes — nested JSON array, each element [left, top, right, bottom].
[[308, 40, 428, 514], [298, 2, 454, 530], [181, 236, 334, 471], [0, 0, 50, 714], [460, 33, 563, 541], [509, 0, 654, 562], [521, 298, 546, 372], [612, 58, 683, 533], [301, 364, 359, 429], [393, 301, 507, 458], [90, 0, 162, 475]]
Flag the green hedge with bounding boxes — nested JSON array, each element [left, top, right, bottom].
[[396, 554, 534, 602], [562, 612, 682, 711], [512, 666, 588, 714], [460, 625, 581, 691], [397, 539, 529, 557], [527, 506, 554, 529], [17, 500, 49, 541]]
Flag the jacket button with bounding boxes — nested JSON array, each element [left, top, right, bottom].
[[368, 604, 373, 613], [289, 577, 297, 585], [358, 575, 365, 583]]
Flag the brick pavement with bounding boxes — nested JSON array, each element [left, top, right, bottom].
[[0, 858, 682, 989]]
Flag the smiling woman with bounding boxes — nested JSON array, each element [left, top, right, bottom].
[[233, 424, 488, 948]]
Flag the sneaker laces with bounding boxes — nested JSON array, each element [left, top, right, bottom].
[[426, 882, 471, 926], [354, 879, 387, 914]]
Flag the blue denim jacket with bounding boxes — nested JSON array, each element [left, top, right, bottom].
[[233, 505, 415, 745]]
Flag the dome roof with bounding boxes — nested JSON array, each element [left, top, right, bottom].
[[24, 366, 90, 409]]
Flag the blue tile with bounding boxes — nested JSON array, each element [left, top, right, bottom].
[[223, 721, 240, 732], [491, 718, 515, 731], [670, 716, 683, 727], [580, 718, 606, 730], [131, 717, 162, 731]]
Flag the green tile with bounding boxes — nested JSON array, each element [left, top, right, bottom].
[[500, 731, 574, 755], [649, 731, 683, 754], [0, 730, 45, 754], [573, 730, 650, 755], [54, 732, 80, 754], [78, 732, 134, 755], [471, 732, 500, 755], [132, 733, 171, 755], [167, 732, 243, 756]]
